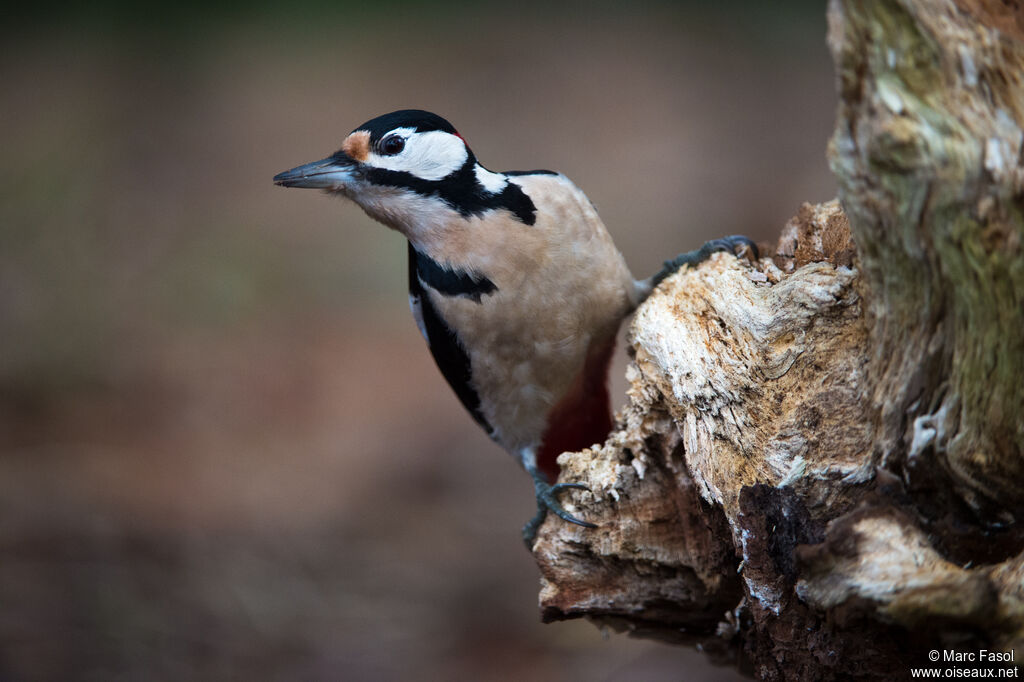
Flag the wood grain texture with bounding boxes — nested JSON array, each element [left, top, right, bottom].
[[531, 2, 1024, 678]]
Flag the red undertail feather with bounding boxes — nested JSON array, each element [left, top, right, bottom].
[[536, 336, 617, 483]]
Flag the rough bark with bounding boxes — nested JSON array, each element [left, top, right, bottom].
[[531, 1, 1024, 679]]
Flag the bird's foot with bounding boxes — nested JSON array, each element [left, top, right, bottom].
[[651, 235, 760, 288], [522, 480, 597, 548]]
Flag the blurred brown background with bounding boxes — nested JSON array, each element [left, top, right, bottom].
[[1, 1, 836, 680]]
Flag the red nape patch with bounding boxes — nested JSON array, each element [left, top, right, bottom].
[[535, 336, 617, 483]]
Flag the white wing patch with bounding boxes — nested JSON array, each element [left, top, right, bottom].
[[474, 164, 508, 194], [409, 292, 428, 340], [368, 129, 469, 181]]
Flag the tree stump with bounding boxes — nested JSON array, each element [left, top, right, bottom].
[[531, 1, 1024, 679]]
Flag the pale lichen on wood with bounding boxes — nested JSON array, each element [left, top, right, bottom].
[[532, 1, 1024, 679]]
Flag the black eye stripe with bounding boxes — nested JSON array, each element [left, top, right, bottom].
[[364, 163, 539, 226]]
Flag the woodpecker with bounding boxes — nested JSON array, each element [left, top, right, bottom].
[[274, 110, 756, 545]]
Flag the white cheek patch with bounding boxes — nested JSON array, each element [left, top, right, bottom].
[[368, 129, 469, 181], [474, 165, 508, 194]]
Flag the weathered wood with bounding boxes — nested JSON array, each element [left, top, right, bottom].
[[531, 1, 1024, 679]]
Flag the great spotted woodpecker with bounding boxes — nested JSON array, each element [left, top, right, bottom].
[[274, 110, 756, 545]]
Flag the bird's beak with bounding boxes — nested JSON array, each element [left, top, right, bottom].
[[273, 153, 355, 190]]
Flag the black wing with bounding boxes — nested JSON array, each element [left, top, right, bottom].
[[408, 242, 494, 435]]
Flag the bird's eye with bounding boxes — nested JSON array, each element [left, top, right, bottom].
[[380, 135, 405, 156]]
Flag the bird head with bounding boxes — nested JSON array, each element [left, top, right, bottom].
[[274, 109, 539, 234]]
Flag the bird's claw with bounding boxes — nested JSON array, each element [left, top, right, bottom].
[[523, 479, 597, 548], [653, 235, 760, 288], [550, 482, 589, 493], [541, 482, 596, 527], [703, 235, 759, 261]]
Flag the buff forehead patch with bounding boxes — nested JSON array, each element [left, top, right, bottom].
[[342, 130, 371, 161]]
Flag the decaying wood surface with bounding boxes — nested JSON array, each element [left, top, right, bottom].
[[531, 1, 1024, 679]]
